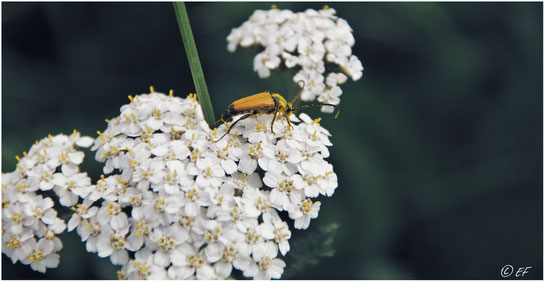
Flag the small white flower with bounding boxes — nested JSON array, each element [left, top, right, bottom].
[[326, 72, 348, 87], [245, 241, 285, 279], [37, 169, 56, 191], [282, 51, 299, 67], [126, 248, 167, 280], [21, 195, 54, 228], [212, 141, 240, 175], [170, 243, 215, 279], [212, 245, 236, 278], [261, 139, 302, 175], [203, 220, 243, 256], [94, 135, 132, 174], [88, 175, 117, 202], [259, 212, 291, 255], [96, 214, 130, 265], [2, 229, 34, 263], [11, 173, 40, 194], [52, 172, 92, 206], [299, 167, 325, 198], [318, 85, 342, 112], [324, 38, 352, 59], [241, 115, 276, 143], [153, 161, 190, 194], [263, 171, 305, 211], [77, 218, 102, 253], [4, 204, 26, 236], [254, 50, 281, 78], [147, 225, 188, 267], [152, 139, 191, 164], [345, 54, 364, 80], [95, 201, 122, 226], [125, 204, 159, 252], [288, 198, 321, 229], [179, 187, 211, 217], [68, 199, 98, 232], [241, 187, 273, 218], [20, 238, 60, 273], [132, 157, 165, 190], [119, 110, 144, 137], [188, 158, 224, 188], [205, 183, 234, 218], [298, 38, 326, 64], [295, 113, 332, 150], [229, 171, 263, 192]]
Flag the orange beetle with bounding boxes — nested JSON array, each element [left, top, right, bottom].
[[210, 86, 339, 141]]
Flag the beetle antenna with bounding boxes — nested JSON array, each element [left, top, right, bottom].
[[290, 80, 306, 105], [292, 103, 340, 119]]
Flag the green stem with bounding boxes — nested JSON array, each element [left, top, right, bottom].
[[173, 2, 215, 124]]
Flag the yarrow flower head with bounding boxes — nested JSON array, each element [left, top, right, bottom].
[[2, 131, 94, 273], [227, 5, 364, 113], [2, 88, 339, 279], [84, 89, 338, 279]]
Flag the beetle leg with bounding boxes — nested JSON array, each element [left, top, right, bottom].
[[215, 113, 255, 142], [208, 119, 222, 127], [270, 109, 279, 134], [284, 113, 293, 130]]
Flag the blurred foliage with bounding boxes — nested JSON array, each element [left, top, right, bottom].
[[2, 2, 542, 279], [283, 222, 339, 279]]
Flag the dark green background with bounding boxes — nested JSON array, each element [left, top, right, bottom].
[[2, 2, 542, 279]]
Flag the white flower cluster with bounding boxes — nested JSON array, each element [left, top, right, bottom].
[[227, 6, 363, 113], [2, 131, 94, 273], [64, 89, 338, 280]]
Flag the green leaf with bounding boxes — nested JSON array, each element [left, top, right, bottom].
[[173, 2, 215, 124]]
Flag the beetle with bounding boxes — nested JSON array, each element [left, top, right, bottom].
[[209, 85, 339, 142]]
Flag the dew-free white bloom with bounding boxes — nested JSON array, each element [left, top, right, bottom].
[[289, 198, 322, 230], [2, 131, 92, 272], [244, 241, 286, 279], [259, 212, 292, 256], [19, 238, 61, 273], [126, 248, 168, 279], [227, 6, 363, 113], [4, 83, 340, 279], [87, 90, 338, 279]]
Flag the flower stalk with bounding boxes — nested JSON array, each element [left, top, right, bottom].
[[173, 2, 215, 124]]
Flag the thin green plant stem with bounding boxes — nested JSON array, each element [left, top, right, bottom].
[[173, 2, 215, 124]]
